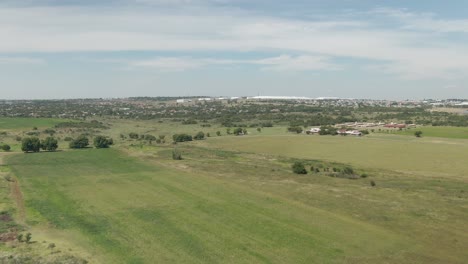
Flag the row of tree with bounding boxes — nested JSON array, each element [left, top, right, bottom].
[[21, 135, 114, 153]]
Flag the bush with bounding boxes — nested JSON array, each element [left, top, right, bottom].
[[69, 135, 89, 149], [233, 127, 244, 136], [41, 137, 58, 151], [414, 131, 423, 137], [25, 233, 32, 243], [93, 136, 113, 148], [1, 144, 11, 151], [216, 131, 221, 136], [21, 137, 41, 153], [370, 180, 376, 187], [287, 126, 303, 134], [193, 131, 205, 140], [361, 173, 368, 178], [172, 149, 182, 160], [43, 129, 56, 135], [172, 134, 193, 143], [292, 162, 307, 174], [129, 132, 139, 139], [343, 167, 354, 175]]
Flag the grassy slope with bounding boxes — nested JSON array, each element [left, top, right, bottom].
[[7, 149, 419, 264], [201, 134, 468, 178], [395, 126, 468, 139]]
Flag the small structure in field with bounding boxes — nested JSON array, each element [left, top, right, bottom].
[[384, 123, 406, 129], [306, 128, 321, 134], [337, 129, 362, 136]]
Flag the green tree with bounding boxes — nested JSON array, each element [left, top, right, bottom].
[[41, 137, 58, 151], [93, 136, 113, 148], [1, 144, 11, 151], [414, 131, 423, 137], [216, 131, 221, 136], [292, 162, 307, 174], [21, 137, 41, 153], [194, 131, 205, 140], [233, 127, 244, 136], [257, 127, 262, 132], [69, 135, 89, 149], [172, 134, 193, 142]]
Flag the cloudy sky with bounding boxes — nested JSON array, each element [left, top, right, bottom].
[[1, 0, 468, 99]]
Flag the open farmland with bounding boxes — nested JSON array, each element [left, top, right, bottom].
[[395, 126, 468, 139], [1, 127, 467, 263], [0, 114, 467, 263], [3, 149, 413, 263]]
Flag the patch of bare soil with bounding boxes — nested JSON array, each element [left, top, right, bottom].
[[10, 179, 26, 224]]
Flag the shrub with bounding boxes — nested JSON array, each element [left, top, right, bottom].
[[41, 137, 58, 151], [172, 149, 182, 160], [144, 134, 156, 141], [129, 132, 139, 139], [43, 129, 56, 135], [287, 126, 303, 134], [343, 167, 354, 175], [194, 131, 205, 140], [414, 131, 423, 137], [69, 135, 89, 149], [15, 136, 22, 142], [361, 173, 368, 178], [370, 180, 376, 187], [1, 144, 11, 151], [216, 131, 221, 136], [21, 137, 41, 153], [25, 233, 32, 243], [233, 127, 244, 136], [292, 162, 307, 174], [172, 134, 193, 143], [93, 136, 113, 148]]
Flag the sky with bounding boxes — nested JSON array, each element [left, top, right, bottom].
[[1, 0, 468, 100]]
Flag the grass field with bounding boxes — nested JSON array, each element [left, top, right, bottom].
[[395, 126, 468, 139], [200, 134, 468, 178], [0, 118, 69, 130], [2, 118, 468, 263], [5, 149, 407, 263]]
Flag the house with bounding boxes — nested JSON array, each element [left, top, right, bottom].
[[338, 129, 362, 136], [307, 128, 321, 134], [384, 123, 406, 129], [346, 130, 362, 136]]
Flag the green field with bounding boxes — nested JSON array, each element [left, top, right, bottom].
[[4, 149, 405, 263], [0, 118, 69, 130], [2, 118, 468, 263], [396, 126, 468, 139], [200, 134, 468, 178]]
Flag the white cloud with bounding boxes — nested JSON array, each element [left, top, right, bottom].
[[1, 5, 468, 78], [128, 55, 338, 72]]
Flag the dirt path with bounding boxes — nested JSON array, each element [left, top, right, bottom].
[[0, 153, 26, 224], [10, 178, 26, 224]]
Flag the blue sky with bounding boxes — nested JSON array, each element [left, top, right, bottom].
[[1, 0, 468, 99]]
